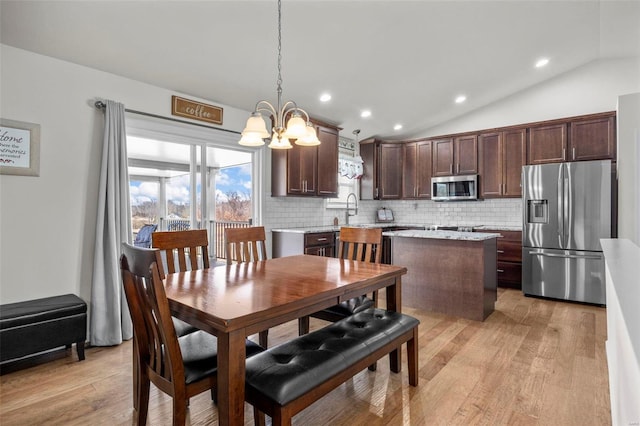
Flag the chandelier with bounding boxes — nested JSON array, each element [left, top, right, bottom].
[[238, 0, 320, 149]]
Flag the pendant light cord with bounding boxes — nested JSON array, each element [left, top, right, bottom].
[[276, 0, 283, 109]]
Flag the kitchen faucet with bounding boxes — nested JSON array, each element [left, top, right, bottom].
[[345, 192, 358, 225]]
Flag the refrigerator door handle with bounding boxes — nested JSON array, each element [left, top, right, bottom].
[[527, 250, 602, 260], [564, 173, 571, 249], [557, 165, 564, 247]]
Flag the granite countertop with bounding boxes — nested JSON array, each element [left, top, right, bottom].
[[475, 225, 522, 232], [271, 223, 422, 234], [382, 229, 501, 241]]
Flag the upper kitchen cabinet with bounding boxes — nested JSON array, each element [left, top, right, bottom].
[[403, 140, 432, 199], [359, 139, 403, 200], [432, 135, 477, 176], [527, 123, 567, 164], [479, 128, 526, 198], [527, 112, 616, 164], [569, 114, 616, 161], [271, 120, 339, 197]]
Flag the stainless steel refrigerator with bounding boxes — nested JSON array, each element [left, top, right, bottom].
[[522, 159, 613, 305]]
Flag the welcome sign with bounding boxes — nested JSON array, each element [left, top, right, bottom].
[[0, 118, 40, 176]]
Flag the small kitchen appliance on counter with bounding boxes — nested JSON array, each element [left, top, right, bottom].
[[376, 207, 394, 223]]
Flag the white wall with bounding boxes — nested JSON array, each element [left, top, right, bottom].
[[0, 44, 250, 305], [616, 92, 640, 245]]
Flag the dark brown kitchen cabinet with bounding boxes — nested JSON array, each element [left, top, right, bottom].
[[315, 125, 339, 196], [526, 112, 616, 164], [271, 121, 339, 197], [286, 142, 317, 195], [432, 135, 477, 176], [304, 232, 335, 257], [527, 123, 567, 164], [483, 229, 522, 289], [479, 128, 526, 198], [403, 140, 432, 199], [359, 139, 403, 200], [455, 135, 478, 174], [431, 138, 454, 176], [569, 114, 616, 161], [272, 230, 336, 258]]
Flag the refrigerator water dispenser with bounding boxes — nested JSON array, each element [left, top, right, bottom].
[[527, 200, 548, 224]]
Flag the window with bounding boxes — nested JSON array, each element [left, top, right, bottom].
[[326, 135, 361, 208], [125, 115, 264, 258]]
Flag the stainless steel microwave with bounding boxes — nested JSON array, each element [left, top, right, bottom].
[[431, 175, 478, 201]]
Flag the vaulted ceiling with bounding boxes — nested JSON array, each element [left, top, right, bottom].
[[2, 1, 639, 141]]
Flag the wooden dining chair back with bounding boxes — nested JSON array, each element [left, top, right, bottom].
[[120, 242, 218, 425], [224, 226, 268, 265], [298, 227, 383, 338], [151, 229, 209, 279], [224, 226, 270, 347], [337, 227, 383, 264]]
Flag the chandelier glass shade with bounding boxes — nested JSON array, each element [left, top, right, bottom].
[[238, 0, 320, 149]]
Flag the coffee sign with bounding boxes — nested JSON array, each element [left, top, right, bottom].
[[171, 96, 223, 125]]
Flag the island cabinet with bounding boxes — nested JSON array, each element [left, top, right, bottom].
[[483, 229, 522, 289], [403, 140, 432, 199], [271, 121, 339, 197], [527, 111, 616, 164], [479, 128, 526, 198], [432, 135, 477, 177], [359, 139, 403, 200], [389, 232, 497, 321]]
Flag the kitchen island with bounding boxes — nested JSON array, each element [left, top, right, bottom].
[[383, 230, 500, 321]]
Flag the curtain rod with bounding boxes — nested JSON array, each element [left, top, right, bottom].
[[93, 100, 240, 135]]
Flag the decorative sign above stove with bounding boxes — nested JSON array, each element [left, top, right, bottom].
[[171, 96, 223, 125]]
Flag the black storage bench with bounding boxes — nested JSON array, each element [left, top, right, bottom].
[[0, 294, 87, 363], [245, 308, 419, 426]]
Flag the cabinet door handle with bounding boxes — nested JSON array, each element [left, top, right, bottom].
[[497, 250, 505, 253], [497, 269, 505, 273], [563, 148, 566, 159], [572, 147, 576, 159], [317, 238, 328, 242]]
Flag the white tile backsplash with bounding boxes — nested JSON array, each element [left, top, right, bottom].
[[264, 197, 522, 230]]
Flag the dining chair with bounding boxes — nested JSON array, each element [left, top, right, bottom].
[[151, 229, 210, 279], [151, 229, 211, 337], [120, 243, 263, 426], [298, 227, 383, 334], [224, 226, 270, 348]]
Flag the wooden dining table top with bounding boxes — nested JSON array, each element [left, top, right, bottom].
[[163, 254, 407, 426], [163, 254, 408, 334]]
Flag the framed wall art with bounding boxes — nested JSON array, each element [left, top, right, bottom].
[[0, 118, 40, 177]]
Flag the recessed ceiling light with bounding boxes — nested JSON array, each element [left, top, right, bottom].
[[535, 58, 549, 68], [455, 95, 467, 104], [360, 110, 372, 118], [320, 93, 331, 102], [394, 124, 403, 131]]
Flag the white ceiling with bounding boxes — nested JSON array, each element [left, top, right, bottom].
[[1, 1, 639, 141]]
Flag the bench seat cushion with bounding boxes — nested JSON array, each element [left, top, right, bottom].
[[0, 294, 87, 329], [0, 294, 87, 363], [245, 308, 419, 406]]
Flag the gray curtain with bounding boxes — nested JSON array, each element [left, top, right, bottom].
[[90, 100, 133, 346]]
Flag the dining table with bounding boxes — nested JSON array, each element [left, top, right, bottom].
[[163, 254, 407, 426]]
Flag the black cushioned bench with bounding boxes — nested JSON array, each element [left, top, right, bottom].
[[0, 294, 87, 363], [245, 308, 419, 426]]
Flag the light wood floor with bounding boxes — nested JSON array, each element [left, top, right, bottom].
[[0, 289, 610, 425]]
